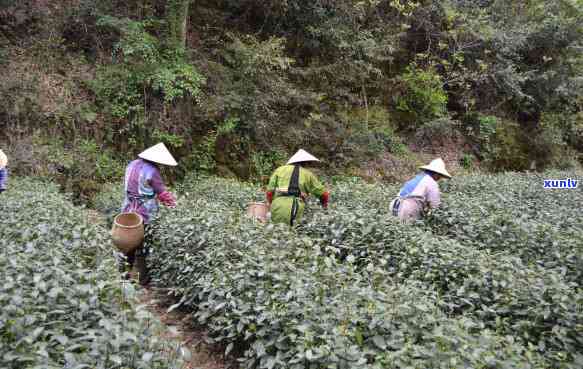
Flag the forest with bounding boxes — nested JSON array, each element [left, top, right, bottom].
[[0, 0, 581, 197]]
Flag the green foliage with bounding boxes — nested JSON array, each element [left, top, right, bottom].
[[187, 132, 219, 174], [89, 65, 145, 119], [42, 138, 125, 205], [414, 117, 462, 148], [339, 106, 406, 157], [477, 115, 497, 148], [147, 60, 204, 104], [459, 153, 475, 170], [4, 135, 126, 205], [428, 172, 583, 324], [467, 115, 580, 172], [181, 118, 244, 176], [78, 139, 126, 181], [250, 150, 287, 180], [90, 15, 204, 128], [461, 113, 498, 163], [2, 135, 123, 206], [217, 116, 240, 135], [93, 181, 124, 225], [200, 33, 317, 171], [395, 64, 448, 128], [2, 0, 583, 177], [389, 0, 420, 17], [165, 0, 191, 50], [129, 172, 583, 368], [484, 121, 531, 171], [106, 16, 160, 63], [543, 112, 583, 152], [152, 129, 185, 148], [0, 178, 187, 368], [0, 47, 8, 66], [218, 34, 300, 134], [531, 121, 579, 170], [224, 34, 294, 78]]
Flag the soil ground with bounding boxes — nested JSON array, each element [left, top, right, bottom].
[[139, 287, 231, 369], [89, 209, 231, 369]]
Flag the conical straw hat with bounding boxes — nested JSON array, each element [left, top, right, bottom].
[[419, 158, 451, 178], [0, 150, 7, 168], [287, 149, 320, 165], [138, 143, 177, 166]]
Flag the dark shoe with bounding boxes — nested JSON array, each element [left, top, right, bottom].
[[138, 276, 151, 286], [134, 255, 149, 286]]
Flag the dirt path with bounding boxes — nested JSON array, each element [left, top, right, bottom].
[[88, 209, 231, 369], [139, 287, 231, 369]]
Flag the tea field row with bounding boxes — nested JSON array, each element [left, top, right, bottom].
[[0, 179, 186, 369], [134, 172, 583, 368]]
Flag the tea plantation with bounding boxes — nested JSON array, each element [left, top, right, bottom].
[[4, 172, 582, 369], [0, 179, 186, 368], [141, 172, 583, 368]]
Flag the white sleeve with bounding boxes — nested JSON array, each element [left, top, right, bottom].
[[425, 179, 441, 209]]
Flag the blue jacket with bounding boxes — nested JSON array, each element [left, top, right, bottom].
[[0, 168, 7, 191]]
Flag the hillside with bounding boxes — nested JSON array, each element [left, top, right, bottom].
[[2, 2, 582, 366], [0, 0, 582, 199], [4, 171, 583, 368]]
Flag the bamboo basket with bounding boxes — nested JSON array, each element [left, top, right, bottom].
[[111, 212, 144, 253], [246, 202, 269, 222]]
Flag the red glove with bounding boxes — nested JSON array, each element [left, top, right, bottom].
[[320, 191, 330, 209], [158, 191, 177, 208], [266, 191, 274, 204]]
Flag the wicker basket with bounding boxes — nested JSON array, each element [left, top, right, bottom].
[[111, 212, 144, 253], [246, 202, 269, 222]]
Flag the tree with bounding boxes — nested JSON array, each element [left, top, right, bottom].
[[166, 0, 190, 50]]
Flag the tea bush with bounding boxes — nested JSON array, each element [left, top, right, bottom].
[[302, 199, 582, 364], [149, 207, 549, 368], [0, 178, 186, 368], [144, 172, 583, 368], [93, 181, 124, 225], [427, 172, 583, 284], [175, 173, 264, 211]]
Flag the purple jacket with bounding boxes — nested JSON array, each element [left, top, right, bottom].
[[121, 159, 166, 224]]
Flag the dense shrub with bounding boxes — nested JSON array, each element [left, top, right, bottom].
[[394, 65, 448, 128], [0, 178, 187, 368], [2, 0, 582, 174], [2, 137, 127, 206], [414, 117, 462, 148], [428, 172, 583, 283], [301, 182, 583, 361], [141, 173, 583, 368], [93, 181, 124, 225], [484, 121, 532, 171]]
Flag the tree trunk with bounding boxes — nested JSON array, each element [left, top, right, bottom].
[[166, 0, 190, 50]]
